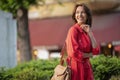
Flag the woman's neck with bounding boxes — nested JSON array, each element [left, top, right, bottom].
[[77, 22, 83, 27]]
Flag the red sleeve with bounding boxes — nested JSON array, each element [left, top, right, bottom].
[[92, 46, 100, 55], [66, 27, 83, 62], [90, 32, 100, 55]]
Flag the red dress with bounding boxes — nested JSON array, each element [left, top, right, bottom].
[[65, 23, 100, 80]]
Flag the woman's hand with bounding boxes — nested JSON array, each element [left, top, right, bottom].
[[81, 24, 91, 33]]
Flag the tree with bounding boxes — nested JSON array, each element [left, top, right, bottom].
[[0, 0, 44, 63]]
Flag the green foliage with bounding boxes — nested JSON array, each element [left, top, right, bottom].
[[0, 55, 120, 80], [0, 59, 59, 80], [90, 55, 120, 80], [110, 75, 120, 80], [0, 67, 7, 80], [0, 0, 45, 16]]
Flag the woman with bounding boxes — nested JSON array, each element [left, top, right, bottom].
[[65, 3, 100, 80]]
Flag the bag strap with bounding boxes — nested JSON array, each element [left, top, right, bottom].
[[60, 42, 67, 65]]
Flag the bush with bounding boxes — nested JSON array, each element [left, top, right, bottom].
[[91, 55, 120, 80], [0, 58, 59, 80], [110, 75, 120, 80], [0, 55, 120, 80], [0, 67, 7, 80]]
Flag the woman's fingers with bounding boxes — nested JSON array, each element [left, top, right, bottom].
[[81, 24, 90, 33]]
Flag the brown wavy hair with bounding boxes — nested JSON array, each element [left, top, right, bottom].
[[72, 3, 92, 27]]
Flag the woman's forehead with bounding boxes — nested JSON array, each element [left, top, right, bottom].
[[76, 6, 85, 11]]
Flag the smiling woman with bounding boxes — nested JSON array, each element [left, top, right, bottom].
[[65, 3, 100, 80], [75, 6, 87, 25]]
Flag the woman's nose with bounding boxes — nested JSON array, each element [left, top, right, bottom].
[[79, 12, 82, 17]]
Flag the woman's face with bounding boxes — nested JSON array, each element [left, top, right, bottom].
[[75, 6, 87, 24]]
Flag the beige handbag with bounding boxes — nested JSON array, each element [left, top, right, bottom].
[[51, 65, 71, 80], [51, 43, 71, 80]]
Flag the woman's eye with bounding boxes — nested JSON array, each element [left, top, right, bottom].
[[76, 11, 85, 14]]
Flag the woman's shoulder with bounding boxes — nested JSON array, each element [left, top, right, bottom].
[[69, 23, 82, 33], [69, 24, 79, 32]]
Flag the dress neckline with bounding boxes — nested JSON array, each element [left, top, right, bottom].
[[74, 23, 84, 33]]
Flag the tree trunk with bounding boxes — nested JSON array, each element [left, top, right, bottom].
[[17, 7, 32, 63]]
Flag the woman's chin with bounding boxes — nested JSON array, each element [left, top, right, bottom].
[[77, 22, 85, 25]]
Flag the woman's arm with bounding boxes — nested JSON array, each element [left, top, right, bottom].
[[81, 24, 100, 56], [66, 27, 84, 61], [81, 24, 98, 48], [88, 30, 98, 48]]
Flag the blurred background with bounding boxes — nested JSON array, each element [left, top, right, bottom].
[[29, 0, 120, 60], [0, 0, 120, 68]]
